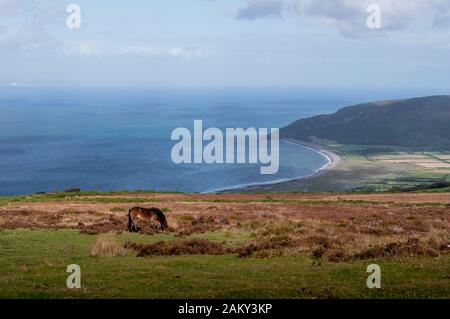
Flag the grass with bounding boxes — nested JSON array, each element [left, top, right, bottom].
[[415, 187, 450, 193], [0, 229, 448, 299], [320, 144, 450, 192], [329, 144, 407, 155], [0, 190, 449, 299], [110, 207, 127, 213], [3, 192, 450, 208], [318, 143, 450, 192], [0, 190, 181, 206]]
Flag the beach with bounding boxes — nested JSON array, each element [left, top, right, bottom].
[[221, 139, 342, 193], [282, 139, 342, 174]]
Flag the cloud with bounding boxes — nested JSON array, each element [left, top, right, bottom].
[[0, 0, 26, 18], [62, 43, 210, 59], [0, 25, 57, 53], [235, 0, 285, 20], [233, 0, 450, 37], [0, 0, 63, 53], [0, 1, 212, 60], [115, 46, 209, 58], [167, 47, 208, 58], [6, 82, 29, 87]]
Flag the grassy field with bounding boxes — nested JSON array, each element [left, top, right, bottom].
[[244, 144, 450, 193], [0, 192, 449, 299], [0, 229, 449, 299], [329, 147, 450, 191]]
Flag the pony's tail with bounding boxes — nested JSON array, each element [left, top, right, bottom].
[[128, 210, 133, 232], [155, 208, 168, 230], [162, 215, 168, 230]]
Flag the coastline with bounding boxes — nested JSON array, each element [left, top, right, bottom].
[[283, 139, 341, 174], [215, 139, 342, 193]]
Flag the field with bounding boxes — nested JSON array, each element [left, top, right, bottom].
[[368, 153, 450, 169], [243, 144, 450, 193], [0, 191, 449, 299]]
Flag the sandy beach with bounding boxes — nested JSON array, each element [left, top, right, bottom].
[[220, 139, 342, 193], [282, 139, 342, 174]]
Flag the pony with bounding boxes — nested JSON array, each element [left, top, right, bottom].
[[128, 207, 168, 232]]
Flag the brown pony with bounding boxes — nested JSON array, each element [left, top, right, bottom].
[[128, 207, 168, 232]]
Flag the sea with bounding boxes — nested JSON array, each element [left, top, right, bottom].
[[0, 86, 440, 195]]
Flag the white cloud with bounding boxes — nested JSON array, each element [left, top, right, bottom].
[[0, 0, 63, 53], [62, 43, 211, 59], [167, 47, 208, 58], [235, 0, 285, 20], [234, 0, 450, 37], [0, 0, 26, 18], [6, 82, 29, 87], [117, 46, 210, 59]]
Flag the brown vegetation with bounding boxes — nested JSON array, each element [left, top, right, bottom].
[[125, 238, 227, 257], [1, 192, 449, 262], [90, 233, 126, 257]]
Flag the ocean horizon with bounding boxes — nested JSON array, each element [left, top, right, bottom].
[[0, 86, 444, 195]]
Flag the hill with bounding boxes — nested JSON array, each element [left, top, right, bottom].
[[281, 95, 450, 149]]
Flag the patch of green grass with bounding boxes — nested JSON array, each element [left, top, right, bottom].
[[2, 193, 450, 208], [0, 190, 182, 206], [0, 229, 448, 299], [401, 172, 449, 180], [362, 169, 450, 193], [415, 187, 450, 193], [0, 195, 159, 206], [345, 155, 368, 161], [330, 144, 409, 156]]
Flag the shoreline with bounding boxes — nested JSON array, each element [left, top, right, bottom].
[[1, 139, 342, 196], [283, 139, 341, 173], [213, 139, 342, 193]]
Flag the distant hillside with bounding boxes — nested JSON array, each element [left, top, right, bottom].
[[281, 95, 450, 150]]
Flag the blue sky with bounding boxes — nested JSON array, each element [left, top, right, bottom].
[[1, 0, 450, 89]]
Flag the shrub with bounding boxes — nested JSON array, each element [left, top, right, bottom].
[[64, 188, 81, 193], [327, 249, 348, 262], [126, 238, 226, 257], [312, 246, 327, 258], [235, 235, 296, 258], [90, 233, 126, 257], [307, 235, 334, 249], [354, 238, 442, 260]]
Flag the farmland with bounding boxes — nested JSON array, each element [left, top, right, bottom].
[[243, 145, 450, 193]]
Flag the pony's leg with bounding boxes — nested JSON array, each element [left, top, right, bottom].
[[132, 217, 139, 232]]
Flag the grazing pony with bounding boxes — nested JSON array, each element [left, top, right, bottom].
[[128, 207, 168, 232]]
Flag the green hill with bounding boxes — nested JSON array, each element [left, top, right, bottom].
[[281, 95, 450, 150]]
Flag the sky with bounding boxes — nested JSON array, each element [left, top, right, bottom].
[[1, 0, 450, 89]]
